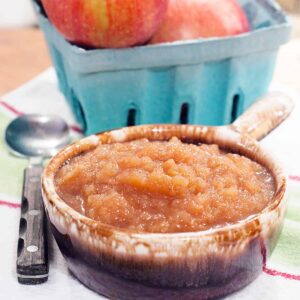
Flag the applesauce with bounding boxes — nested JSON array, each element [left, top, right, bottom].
[[55, 137, 275, 233]]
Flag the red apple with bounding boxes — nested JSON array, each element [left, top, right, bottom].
[[41, 0, 169, 49], [149, 0, 250, 44]]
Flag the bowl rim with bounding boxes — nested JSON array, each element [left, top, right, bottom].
[[42, 124, 286, 239]]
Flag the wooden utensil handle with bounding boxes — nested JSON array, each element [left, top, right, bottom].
[[230, 92, 294, 141], [17, 166, 48, 284]]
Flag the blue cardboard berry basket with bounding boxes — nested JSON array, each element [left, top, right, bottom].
[[33, 0, 291, 135]]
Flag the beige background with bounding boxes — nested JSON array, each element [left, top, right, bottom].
[[278, 0, 300, 13]]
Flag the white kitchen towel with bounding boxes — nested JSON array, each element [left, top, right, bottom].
[[0, 69, 300, 299]]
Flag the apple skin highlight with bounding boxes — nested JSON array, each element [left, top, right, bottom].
[[42, 0, 169, 48], [150, 0, 250, 44]]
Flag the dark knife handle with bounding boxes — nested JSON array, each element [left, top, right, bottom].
[[17, 166, 48, 284]]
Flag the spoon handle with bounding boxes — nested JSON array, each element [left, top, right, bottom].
[[17, 166, 48, 284]]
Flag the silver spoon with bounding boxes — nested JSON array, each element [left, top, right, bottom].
[[5, 114, 70, 284]]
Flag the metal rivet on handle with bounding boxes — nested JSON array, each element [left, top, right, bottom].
[[29, 177, 39, 183], [27, 245, 38, 253], [28, 210, 40, 216]]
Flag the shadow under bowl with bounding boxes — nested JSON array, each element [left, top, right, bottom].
[[42, 124, 287, 299]]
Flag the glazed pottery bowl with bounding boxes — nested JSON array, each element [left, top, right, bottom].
[[42, 93, 293, 299]]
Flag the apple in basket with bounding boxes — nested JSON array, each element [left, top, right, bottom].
[[41, 0, 169, 48], [149, 0, 250, 44]]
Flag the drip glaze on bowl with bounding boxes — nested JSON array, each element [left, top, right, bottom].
[[42, 124, 287, 300], [55, 137, 275, 233]]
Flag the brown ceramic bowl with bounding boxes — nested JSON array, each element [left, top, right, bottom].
[[42, 93, 293, 299]]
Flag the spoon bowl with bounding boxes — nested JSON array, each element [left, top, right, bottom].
[[5, 114, 70, 158]]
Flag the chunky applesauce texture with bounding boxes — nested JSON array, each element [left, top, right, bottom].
[[55, 137, 275, 233]]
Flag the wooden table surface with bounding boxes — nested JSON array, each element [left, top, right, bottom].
[[0, 27, 299, 96], [0, 28, 50, 96]]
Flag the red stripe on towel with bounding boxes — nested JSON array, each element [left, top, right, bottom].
[[0, 200, 21, 209], [263, 267, 300, 281], [0, 100, 23, 116], [70, 124, 83, 134], [289, 175, 300, 182], [261, 238, 300, 281]]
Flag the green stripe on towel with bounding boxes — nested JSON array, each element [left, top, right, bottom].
[[0, 112, 26, 197]]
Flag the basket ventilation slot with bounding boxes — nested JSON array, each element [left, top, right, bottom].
[[127, 108, 137, 126], [231, 94, 240, 122], [180, 103, 189, 124]]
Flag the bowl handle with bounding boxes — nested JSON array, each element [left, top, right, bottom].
[[230, 92, 294, 141]]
